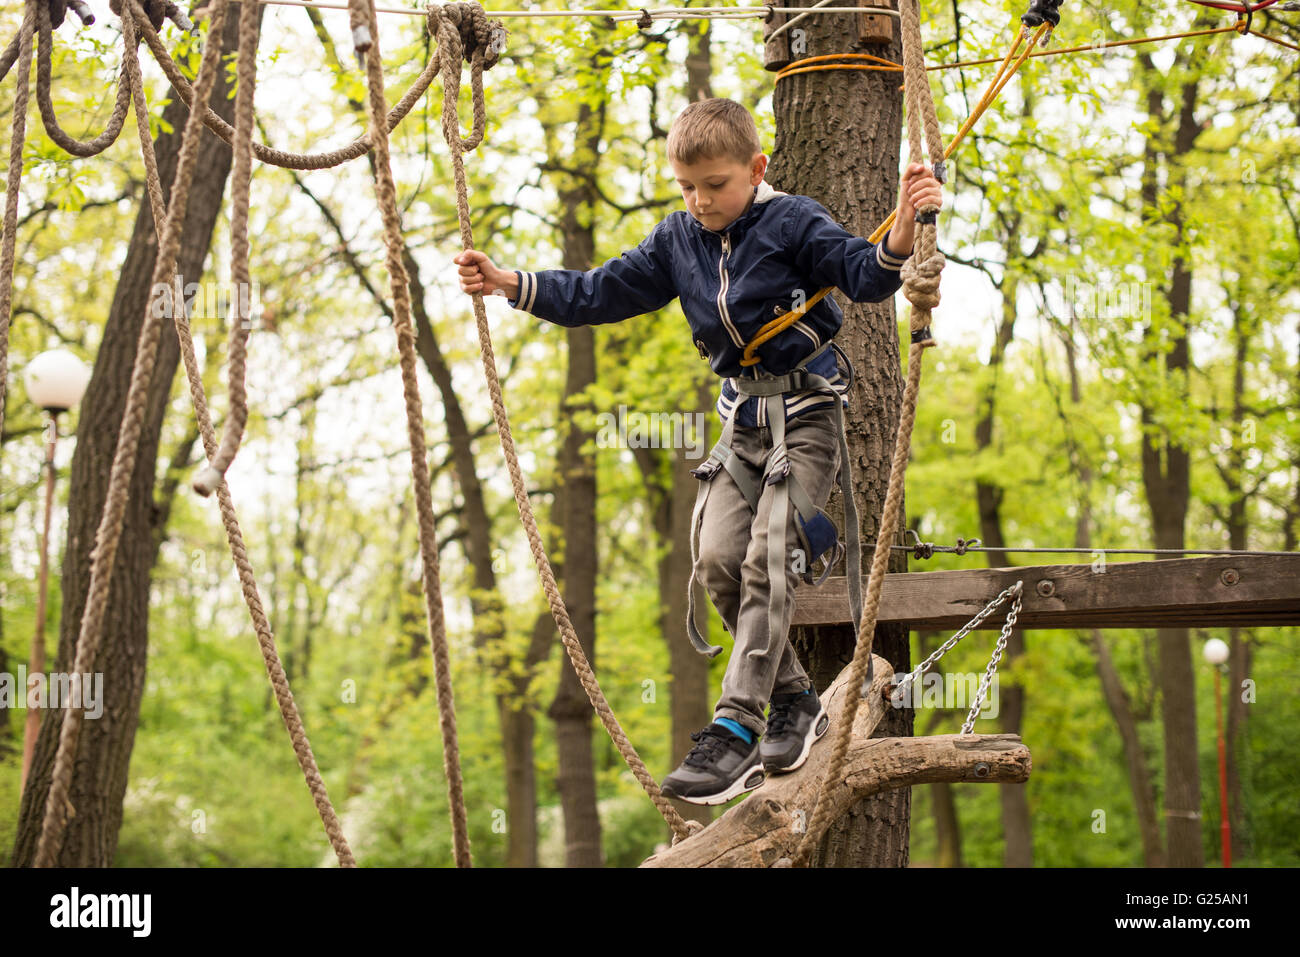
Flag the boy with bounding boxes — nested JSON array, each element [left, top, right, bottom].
[[456, 98, 942, 804]]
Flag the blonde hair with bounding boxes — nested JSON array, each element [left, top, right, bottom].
[[667, 97, 762, 168]]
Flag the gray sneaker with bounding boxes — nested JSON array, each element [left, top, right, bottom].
[[660, 723, 765, 805], [760, 690, 829, 773]]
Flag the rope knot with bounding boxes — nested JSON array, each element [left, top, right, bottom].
[[108, 0, 171, 31], [427, 1, 507, 70], [901, 249, 945, 317], [671, 819, 706, 845]]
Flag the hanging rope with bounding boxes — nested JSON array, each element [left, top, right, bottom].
[[32, 0, 237, 867], [117, 0, 355, 866], [0, 0, 37, 478], [420, 0, 698, 845], [348, 0, 474, 867], [127, 3, 444, 171], [35, 0, 132, 157], [190, 0, 260, 497], [790, 0, 948, 869], [33, 0, 358, 867]]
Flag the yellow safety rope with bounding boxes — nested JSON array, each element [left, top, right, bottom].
[[742, 20, 1048, 369]]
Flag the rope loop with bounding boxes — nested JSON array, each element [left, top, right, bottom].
[[427, 1, 506, 70]]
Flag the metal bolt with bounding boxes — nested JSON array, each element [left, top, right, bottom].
[[974, 762, 990, 778], [1220, 568, 1239, 586], [1036, 579, 1055, 598]]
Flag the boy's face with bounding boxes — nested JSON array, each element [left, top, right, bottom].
[[671, 152, 767, 231]]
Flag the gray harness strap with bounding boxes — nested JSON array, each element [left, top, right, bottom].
[[685, 342, 866, 677]]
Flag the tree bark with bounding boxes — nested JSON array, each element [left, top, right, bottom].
[[544, 73, 609, 867], [772, 6, 911, 868], [1055, 301, 1166, 866], [11, 5, 244, 867], [974, 261, 1031, 867], [1136, 33, 1204, 864]]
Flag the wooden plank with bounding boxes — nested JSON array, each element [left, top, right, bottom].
[[790, 555, 1300, 630]]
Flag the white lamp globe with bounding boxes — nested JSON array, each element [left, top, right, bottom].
[[23, 349, 91, 413], [1203, 638, 1230, 666]]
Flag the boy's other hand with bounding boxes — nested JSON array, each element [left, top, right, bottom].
[[898, 162, 944, 221], [455, 250, 517, 300]]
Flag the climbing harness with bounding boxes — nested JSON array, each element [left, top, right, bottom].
[[685, 340, 865, 678]]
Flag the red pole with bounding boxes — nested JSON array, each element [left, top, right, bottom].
[[21, 412, 58, 796], [1214, 666, 1231, 867]]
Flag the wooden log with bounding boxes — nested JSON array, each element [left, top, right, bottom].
[[641, 655, 1031, 867], [791, 555, 1300, 631], [762, 7, 792, 71], [858, 0, 895, 45]]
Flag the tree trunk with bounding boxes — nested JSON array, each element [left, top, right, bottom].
[[545, 82, 608, 867], [975, 261, 1031, 867], [11, 5, 244, 867], [1221, 295, 1255, 861], [1058, 303, 1165, 866], [1135, 14, 1207, 867], [771, 9, 911, 868]]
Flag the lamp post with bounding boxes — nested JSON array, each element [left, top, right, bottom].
[[18, 349, 91, 796], [1203, 636, 1232, 868]]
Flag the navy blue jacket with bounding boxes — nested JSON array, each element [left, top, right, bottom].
[[505, 180, 910, 427]]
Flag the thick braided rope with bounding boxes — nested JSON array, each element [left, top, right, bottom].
[[119, 0, 355, 866], [1, 29, 22, 83], [190, 0, 258, 497], [0, 0, 36, 452], [32, 0, 236, 867], [791, 0, 945, 868], [35, 0, 132, 157], [127, 3, 443, 171], [430, 0, 694, 844], [350, 0, 472, 868]]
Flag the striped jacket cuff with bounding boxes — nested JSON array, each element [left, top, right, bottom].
[[876, 230, 911, 271], [507, 270, 539, 312]]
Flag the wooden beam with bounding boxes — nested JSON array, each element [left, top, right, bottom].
[[791, 555, 1300, 631]]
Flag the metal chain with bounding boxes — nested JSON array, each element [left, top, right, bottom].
[[889, 580, 1024, 709], [962, 583, 1023, 733]]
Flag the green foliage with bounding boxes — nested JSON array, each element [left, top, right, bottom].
[[1, 0, 1297, 870]]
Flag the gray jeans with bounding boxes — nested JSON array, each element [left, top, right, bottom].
[[695, 403, 843, 737]]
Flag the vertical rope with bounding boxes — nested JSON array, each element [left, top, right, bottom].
[[0, 0, 36, 455], [426, 0, 697, 844], [191, 0, 258, 497], [118, 0, 355, 865], [790, 0, 946, 868], [33, 0, 235, 867], [348, 0, 473, 868]]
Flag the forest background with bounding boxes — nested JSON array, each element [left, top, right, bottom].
[[0, 0, 1297, 868]]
